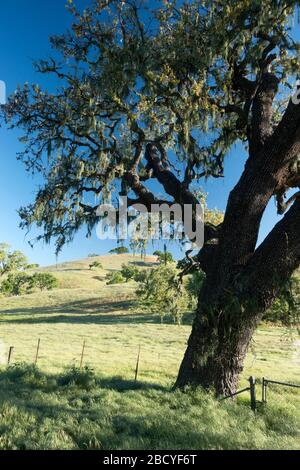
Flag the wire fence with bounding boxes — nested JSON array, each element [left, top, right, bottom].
[[2, 337, 300, 410], [1, 336, 184, 384], [222, 375, 300, 410]]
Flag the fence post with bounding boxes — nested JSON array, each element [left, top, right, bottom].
[[34, 338, 40, 365], [249, 376, 256, 411], [134, 345, 141, 381], [7, 346, 14, 365], [262, 377, 267, 404], [80, 340, 86, 369]]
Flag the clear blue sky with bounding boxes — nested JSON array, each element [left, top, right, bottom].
[[0, 1, 296, 265]]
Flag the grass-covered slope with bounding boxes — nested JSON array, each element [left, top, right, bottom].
[[0, 254, 299, 449]]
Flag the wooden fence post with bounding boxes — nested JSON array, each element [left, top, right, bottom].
[[262, 377, 267, 404], [249, 376, 256, 411], [80, 340, 86, 369], [7, 346, 14, 365], [34, 338, 40, 365], [134, 345, 141, 381]]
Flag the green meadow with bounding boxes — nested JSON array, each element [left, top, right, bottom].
[[0, 254, 299, 450]]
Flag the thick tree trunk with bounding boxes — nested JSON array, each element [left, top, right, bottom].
[[175, 299, 259, 396], [176, 197, 300, 395]]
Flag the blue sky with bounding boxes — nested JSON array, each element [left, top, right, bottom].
[[0, 1, 297, 265]]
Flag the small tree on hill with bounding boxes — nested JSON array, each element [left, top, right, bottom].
[[109, 247, 129, 255], [120, 263, 139, 282], [1, 272, 32, 296], [0, 243, 28, 276], [30, 272, 58, 291], [153, 250, 174, 265], [106, 271, 125, 285], [89, 261, 103, 270]]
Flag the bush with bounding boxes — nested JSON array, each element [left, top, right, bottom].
[[58, 366, 96, 390], [133, 269, 148, 283], [1, 271, 58, 296], [89, 261, 103, 270], [153, 250, 174, 265], [109, 246, 129, 254], [106, 271, 125, 285], [1, 272, 32, 296], [4, 363, 54, 390], [29, 272, 58, 291], [120, 263, 139, 282], [136, 265, 189, 324]]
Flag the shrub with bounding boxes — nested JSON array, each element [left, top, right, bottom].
[[4, 363, 53, 389], [1, 272, 32, 296], [29, 272, 58, 291], [106, 271, 125, 285], [136, 265, 189, 324], [89, 261, 103, 270], [133, 269, 148, 283], [120, 264, 139, 282], [153, 250, 174, 265], [109, 246, 129, 254], [58, 366, 96, 390]]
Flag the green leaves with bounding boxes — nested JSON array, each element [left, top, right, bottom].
[[136, 264, 189, 325], [0, 244, 28, 277]]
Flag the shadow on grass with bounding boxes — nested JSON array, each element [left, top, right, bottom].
[[0, 312, 160, 325], [0, 296, 194, 326], [0, 365, 166, 393], [98, 376, 166, 392], [0, 298, 159, 325], [0, 298, 133, 316], [129, 260, 158, 267]]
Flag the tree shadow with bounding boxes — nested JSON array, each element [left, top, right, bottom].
[[0, 367, 167, 394], [97, 375, 166, 392], [92, 275, 105, 282], [129, 260, 158, 267], [0, 297, 163, 325]]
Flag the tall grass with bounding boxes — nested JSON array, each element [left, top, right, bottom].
[[0, 364, 299, 450]]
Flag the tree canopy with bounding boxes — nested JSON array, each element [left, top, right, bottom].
[[0, 243, 28, 276]]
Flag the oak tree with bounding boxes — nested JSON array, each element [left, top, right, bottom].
[[3, 0, 300, 395]]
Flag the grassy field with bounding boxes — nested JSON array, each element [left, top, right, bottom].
[[0, 254, 299, 450]]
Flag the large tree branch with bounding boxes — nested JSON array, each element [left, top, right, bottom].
[[242, 195, 300, 310], [249, 71, 279, 155], [144, 143, 220, 242], [212, 94, 300, 281]]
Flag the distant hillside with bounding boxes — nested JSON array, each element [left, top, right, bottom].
[[36, 254, 159, 290]]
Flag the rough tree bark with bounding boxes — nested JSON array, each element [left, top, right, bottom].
[[175, 197, 300, 394]]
